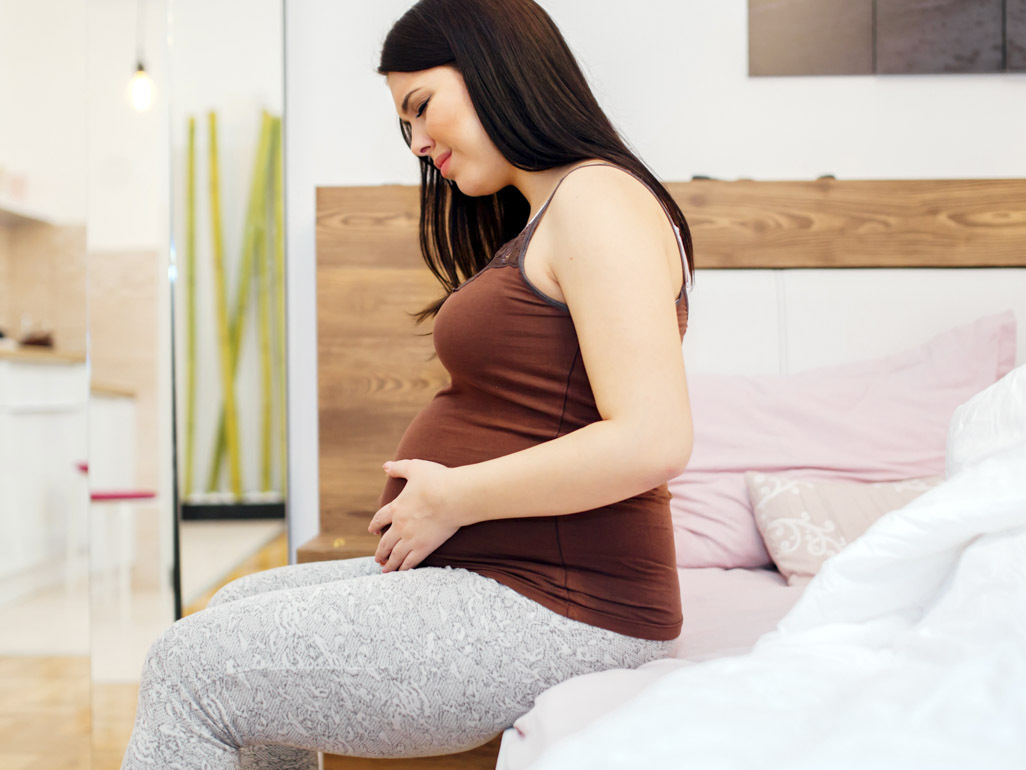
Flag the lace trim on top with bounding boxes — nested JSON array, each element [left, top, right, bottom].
[[454, 163, 690, 304]]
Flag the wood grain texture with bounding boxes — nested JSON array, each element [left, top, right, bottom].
[[297, 531, 380, 562], [317, 186, 422, 269], [316, 186, 446, 538], [668, 178, 1026, 268], [0, 656, 91, 770], [322, 735, 503, 770]]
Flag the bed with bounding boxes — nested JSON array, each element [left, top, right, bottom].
[[300, 177, 1026, 769]]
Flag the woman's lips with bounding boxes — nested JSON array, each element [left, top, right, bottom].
[[437, 152, 452, 175]]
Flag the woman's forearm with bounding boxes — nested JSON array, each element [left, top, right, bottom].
[[448, 420, 691, 527]]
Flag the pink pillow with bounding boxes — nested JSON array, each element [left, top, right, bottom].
[[669, 311, 1017, 569]]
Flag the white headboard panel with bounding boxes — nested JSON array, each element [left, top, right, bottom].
[[682, 268, 1026, 375], [680, 270, 783, 375]]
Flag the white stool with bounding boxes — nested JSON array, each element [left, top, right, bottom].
[[90, 489, 156, 622]]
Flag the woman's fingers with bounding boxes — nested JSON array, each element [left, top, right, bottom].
[[382, 540, 412, 573], [368, 502, 393, 535], [374, 527, 399, 565], [398, 550, 421, 571]]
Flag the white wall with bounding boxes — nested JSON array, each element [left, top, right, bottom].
[[86, 0, 169, 251], [0, 0, 87, 224], [282, 0, 1026, 557], [0, 0, 168, 235]]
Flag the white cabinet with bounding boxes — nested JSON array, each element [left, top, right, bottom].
[[0, 353, 88, 604]]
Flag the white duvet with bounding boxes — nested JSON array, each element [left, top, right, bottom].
[[527, 366, 1026, 770]]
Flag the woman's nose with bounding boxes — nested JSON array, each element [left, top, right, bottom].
[[410, 123, 433, 158]]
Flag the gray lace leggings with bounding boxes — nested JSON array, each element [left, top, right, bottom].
[[120, 556, 675, 769]]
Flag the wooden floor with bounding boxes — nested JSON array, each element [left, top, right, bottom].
[[0, 656, 91, 770], [0, 532, 289, 768]]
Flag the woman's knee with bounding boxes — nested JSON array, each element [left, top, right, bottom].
[[139, 612, 212, 690], [205, 581, 239, 609], [208, 558, 383, 610], [141, 619, 183, 679], [206, 572, 264, 608]]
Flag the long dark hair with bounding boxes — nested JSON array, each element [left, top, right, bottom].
[[378, 0, 694, 323]]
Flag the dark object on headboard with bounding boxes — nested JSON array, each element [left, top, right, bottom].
[[749, 0, 873, 76], [875, 0, 1004, 74], [750, 0, 1018, 75]]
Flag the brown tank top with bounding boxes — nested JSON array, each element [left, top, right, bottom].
[[377, 163, 689, 641]]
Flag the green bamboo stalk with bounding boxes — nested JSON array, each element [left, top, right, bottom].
[[183, 116, 198, 498], [257, 114, 274, 492], [205, 111, 275, 492], [208, 110, 243, 499], [270, 115, 287, 496]]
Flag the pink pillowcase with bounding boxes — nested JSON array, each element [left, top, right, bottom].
[[669, 311, 1018, 569]]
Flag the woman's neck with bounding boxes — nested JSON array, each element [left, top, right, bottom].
[[513, 159, 608, 222]]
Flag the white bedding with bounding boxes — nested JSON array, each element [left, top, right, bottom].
[[497, 567, 804, 770], [516, 375, 1026, 769]]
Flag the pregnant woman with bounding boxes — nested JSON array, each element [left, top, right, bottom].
[[121, 0, 694, 767]]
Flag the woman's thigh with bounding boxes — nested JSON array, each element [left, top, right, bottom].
[[206, 555, 381, 607], [141, 565, 673, 759]]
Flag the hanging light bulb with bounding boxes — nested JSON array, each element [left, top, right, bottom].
[[127, 0, 154, 111], [128, 62, 155, 111]]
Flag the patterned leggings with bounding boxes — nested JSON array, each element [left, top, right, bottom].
[[120, 556, 675, 769]]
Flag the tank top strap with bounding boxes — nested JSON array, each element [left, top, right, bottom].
[[519, 161, 691, 297], [522, 162, 617, 238]]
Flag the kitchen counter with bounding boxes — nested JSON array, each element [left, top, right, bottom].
[[0, 346, 86, 365]]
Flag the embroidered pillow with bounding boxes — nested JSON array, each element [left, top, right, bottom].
[[744, 472, 945, 584]]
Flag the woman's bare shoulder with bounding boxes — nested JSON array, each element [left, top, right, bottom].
[[542, 164, 671, 255], [547, 163, 668, 237]]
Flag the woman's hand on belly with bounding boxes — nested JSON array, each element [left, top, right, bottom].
[[369, 459, 462, 572]]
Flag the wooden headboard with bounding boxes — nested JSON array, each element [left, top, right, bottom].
[[298, 178, 1026, 563]]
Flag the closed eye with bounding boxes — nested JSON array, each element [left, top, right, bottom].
[[415, 98, 430, 118]]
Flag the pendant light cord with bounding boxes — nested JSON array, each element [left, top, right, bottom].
[[136, 0, 145, 69]]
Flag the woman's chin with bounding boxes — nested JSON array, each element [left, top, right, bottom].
[[453, 176, 505, 198]]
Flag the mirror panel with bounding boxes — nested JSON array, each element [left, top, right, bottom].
[[83, 0, 289, 765], [86, 0, 175, 766], [167, 0, 288, 620], [0, 0, 90, 765]]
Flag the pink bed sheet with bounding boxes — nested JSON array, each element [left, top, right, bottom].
[[671, 565, 808, 661], [496, 567, 807, 770]]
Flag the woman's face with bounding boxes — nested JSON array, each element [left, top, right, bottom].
[[386, 66, 513, 196]]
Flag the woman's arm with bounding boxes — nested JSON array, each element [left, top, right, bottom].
[[371, 165, 693, 567], [448, 414, 689, 526], [452, 166, 693, 523]]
